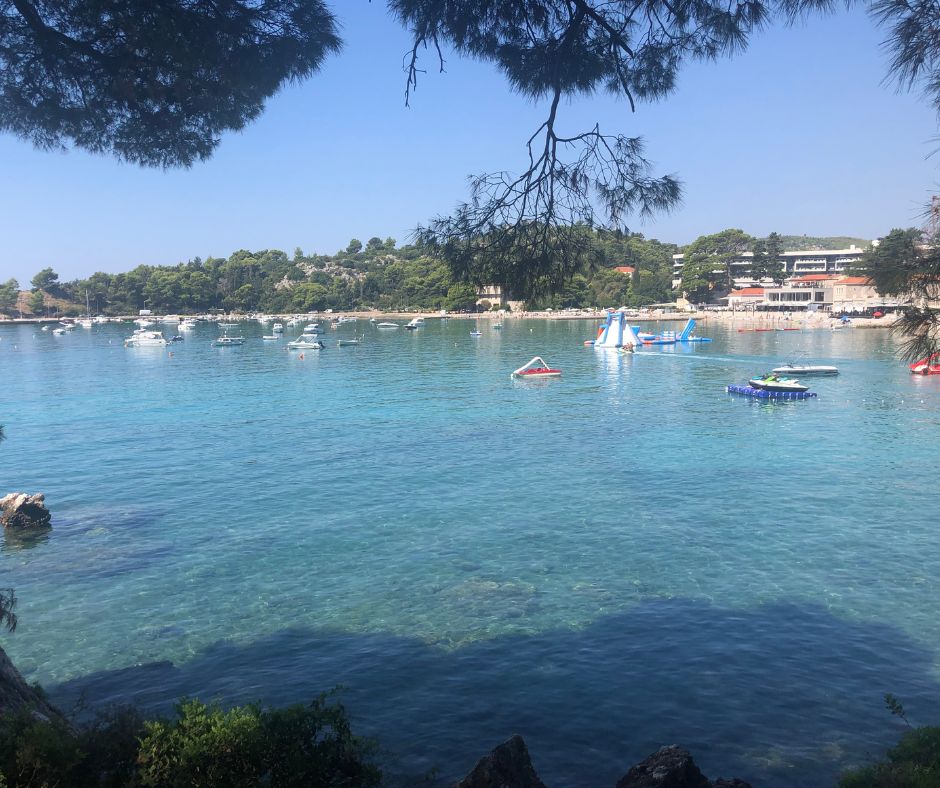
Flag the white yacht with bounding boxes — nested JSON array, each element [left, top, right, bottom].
[[287, 334, 325, 349], [124, 330, 167, 347]]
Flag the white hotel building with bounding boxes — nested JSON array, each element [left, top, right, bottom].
[[671, 245, 868, 289]]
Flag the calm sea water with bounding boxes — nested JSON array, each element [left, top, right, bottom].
[[1, 317, 939, 785]]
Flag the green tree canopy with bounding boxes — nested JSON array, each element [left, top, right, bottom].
[[30, 267, 58, 292], [858, 226, 940, 360], [0, 278, 18, 314]]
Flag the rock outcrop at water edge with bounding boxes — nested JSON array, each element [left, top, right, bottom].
[[0, 492, 52, 529], [0, 645, 66, 724], [615, 745, 752, 788], [455, 739, 751, 788], [455, 734, 548, 788]]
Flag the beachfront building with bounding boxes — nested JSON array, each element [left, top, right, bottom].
[[476, 284, 505, 309], [671, 245, 868, 289], [722, 274, 904, 313], [830, 276, 882, 312], [725, 287, 765, 309]]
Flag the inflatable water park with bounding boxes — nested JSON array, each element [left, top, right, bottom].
[[586, 314, 710, 348]]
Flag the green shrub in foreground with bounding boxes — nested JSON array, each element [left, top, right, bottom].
[[0, 694, 381, 788], [840, 726, 940, 787]]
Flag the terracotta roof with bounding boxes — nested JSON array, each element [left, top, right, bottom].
[[729, 288, 765, 296], [613, 266, 636, 274], [837, 276, 872, 285], [790, 274, 838, 282]]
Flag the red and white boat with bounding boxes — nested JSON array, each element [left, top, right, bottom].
[[910, 353, 940, 375], [512, 356, 562, 379]]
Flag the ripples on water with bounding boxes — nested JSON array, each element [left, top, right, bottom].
[[1, 319, 939, 785]]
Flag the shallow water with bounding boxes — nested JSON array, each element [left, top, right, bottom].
[[1, 318, 938, 785]]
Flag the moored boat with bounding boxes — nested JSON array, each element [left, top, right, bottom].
[[771, 364, 839, 376], [376, 322, 399, 329], [910, 353, 940, 375], [512, 356, 561, 379], [214, 335, 245, 346], [287, 334, 325, 349], [124, 330, 167, 347]]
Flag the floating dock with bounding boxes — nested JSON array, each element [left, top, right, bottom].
[[726, 384, 817, 400]]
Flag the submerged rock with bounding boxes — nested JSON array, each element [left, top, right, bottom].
[[0, 492, 52, 529], [616, 745, 751, 788], [455, 734, 547, 788]]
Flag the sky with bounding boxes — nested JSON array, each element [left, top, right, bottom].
[[1, 2, 938, 285]]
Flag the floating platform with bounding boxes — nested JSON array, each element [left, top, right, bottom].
[[727, 384, 817, 400]]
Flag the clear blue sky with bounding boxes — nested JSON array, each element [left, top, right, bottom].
[[0, 3, 936, 285]]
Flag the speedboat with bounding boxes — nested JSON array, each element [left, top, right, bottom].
[[512, 356, 561, 379], [124, 330, 167, 347], [287, 334, 325, 349], [337, 338, 362, 346], [405, 318, 422, 330], [179, 319, 197, 330], [272, 323, 284, 333], [376, 322, 399, 329], [52, 327, 66, 336], [748, 374, 809, 393], [262, 335, 279, 341], [214, 335, 245, 346], [78, 318, 93, 329], [303, 323, 321, 333], [470, 330, 482, 337], [218, 322, 238, 328], [134, 318, 154, 327], [772, 364, 839, 376]]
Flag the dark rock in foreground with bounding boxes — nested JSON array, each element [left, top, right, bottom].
[[456, 740, 751, 788], [616, 746, 752, 788], [0, 492, 51, 529], [455, 734, 548, 788]]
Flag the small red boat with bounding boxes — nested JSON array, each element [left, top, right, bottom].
[[512, 356, 562, 378], [910, 353, 940, 375]]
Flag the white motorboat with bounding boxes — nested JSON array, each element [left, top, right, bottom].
[[124, 330, 167, 347], [179, 319, 197, 330], [214, 335, 245, 346], [470, 330, 482, 337], [337, 337, 362, 346], [376, 322, 399, 329], [303, 323, 321, 333], [262, 335, 279, 341], [405, 318, 422, 330], [41, 325, 49, 332], [771, 364, 839, 376], [272, 323, 284, 333], [218, 322, 238, 328], [134, 318, 154, 327], [52, 327, 66, 336], [78, 318, 93, 329], [287, 334, 325, 349]]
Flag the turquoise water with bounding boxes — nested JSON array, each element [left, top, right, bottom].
[[1, 318, 939, 785]]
